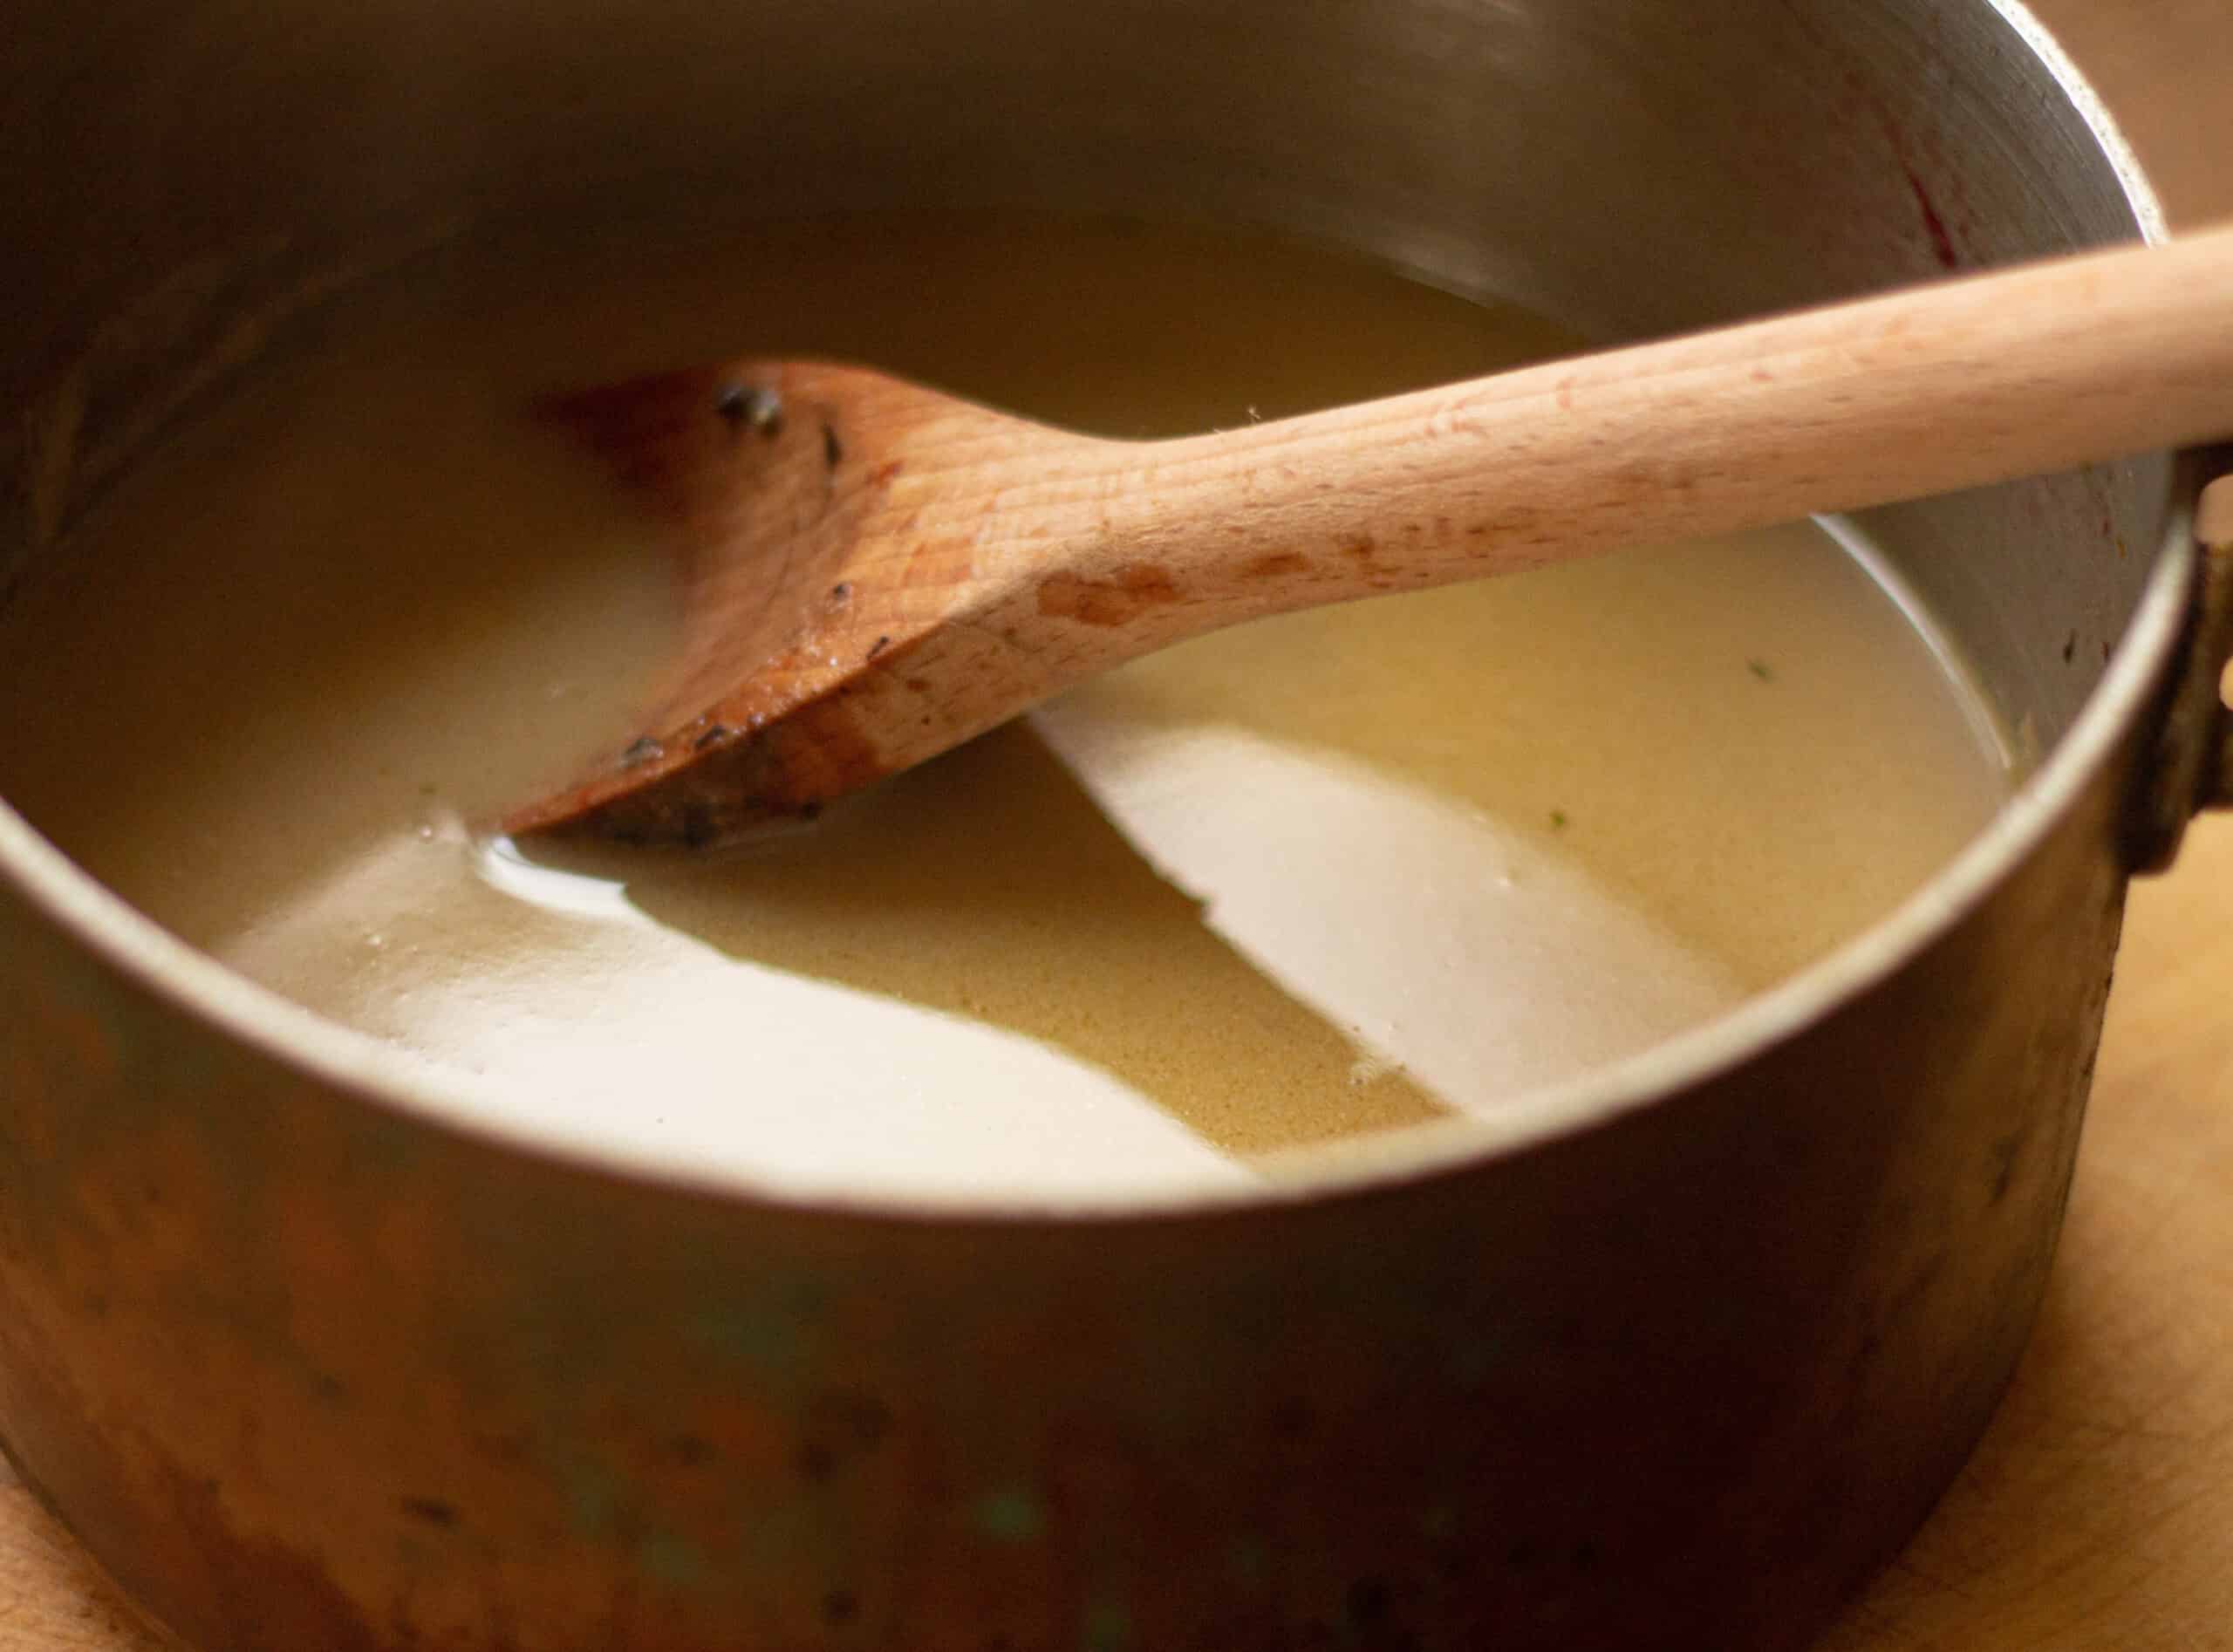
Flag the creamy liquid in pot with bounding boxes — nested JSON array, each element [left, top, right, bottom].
[[0, 215, 2011, 1200]]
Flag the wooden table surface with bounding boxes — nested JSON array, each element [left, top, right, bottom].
[[5, 1, 2232, 1646]]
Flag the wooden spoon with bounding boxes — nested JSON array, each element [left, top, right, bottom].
[[507, 224, 2233, 847]]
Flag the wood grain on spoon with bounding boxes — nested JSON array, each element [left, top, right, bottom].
[[509, 222, 2233, 847]]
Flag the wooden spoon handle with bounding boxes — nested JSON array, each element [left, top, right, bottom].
[[516, 223, 2233, 844], [1079, 223, 2233, 604]]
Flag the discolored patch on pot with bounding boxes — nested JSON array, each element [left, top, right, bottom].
[[1902, 166, 1962, 271], [399, 1495, 460, 1529], [969, 1486, 1044, 1544]]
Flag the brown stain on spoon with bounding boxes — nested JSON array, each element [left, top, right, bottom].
[[1036, 563, 1183, 626]]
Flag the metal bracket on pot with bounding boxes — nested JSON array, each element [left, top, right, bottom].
[[2127, 468, 2233, 873]]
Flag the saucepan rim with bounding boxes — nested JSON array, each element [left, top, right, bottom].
[[0, 0, 2189, 1222]]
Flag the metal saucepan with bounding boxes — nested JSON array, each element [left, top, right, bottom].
[[3, 1, 2228, 1647]]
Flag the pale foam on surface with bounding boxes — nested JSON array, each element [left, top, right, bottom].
[[0, 213, 2011, 1202]]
